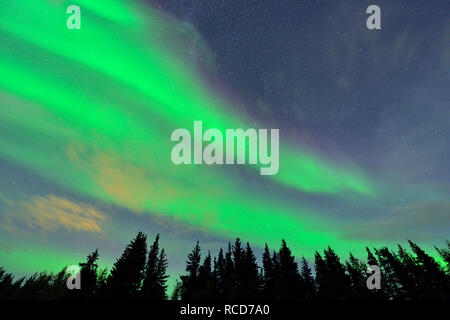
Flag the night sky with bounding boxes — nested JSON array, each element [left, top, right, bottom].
[[0, 0, 449, 291]]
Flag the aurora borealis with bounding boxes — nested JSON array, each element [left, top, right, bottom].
[[0, 0, 449, 290]]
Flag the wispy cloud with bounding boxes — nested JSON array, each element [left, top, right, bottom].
[[0, 194, 110, 235], [344, 201, 450, 241]]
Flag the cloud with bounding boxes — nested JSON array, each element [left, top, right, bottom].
[[344, 201, 450, 241], [0, 193, 14, 207], [0, 195, 110, 235]]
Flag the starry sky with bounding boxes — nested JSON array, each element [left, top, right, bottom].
[[0, 0, 449, 288]]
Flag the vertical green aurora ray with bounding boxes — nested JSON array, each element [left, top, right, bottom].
[[0, 0, 380, 264]]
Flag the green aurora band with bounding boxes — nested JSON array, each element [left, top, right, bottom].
[[1, 0, 428, 275]]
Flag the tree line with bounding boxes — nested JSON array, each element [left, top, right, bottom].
[[0, 232, 449, 300]]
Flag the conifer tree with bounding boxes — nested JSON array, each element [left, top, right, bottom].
[[155, 248, 169, 299], [242, 242, 260, 299], [277, 240, 301, 300], [0, 267, 23, 299], [314, 251, 329, 299], [214, 248, 226, 297], [434, 240, 450, 274], [51, 267, 71, 299], [232, 238, 244, 298], [300, 257, 316, 300], [262, 244, 276, 299], [171, 279, 183, 300], [408, 240, 450, 299], [271, 250, 280, 299], [95, 267, 109, 298], [181, 241, 201, 300], [323, 246, 352, 300], [142, 234, 169, 299], [345, 253, 369, 299], [79, 249, 99, 298], [107, 232, 147, 297], [375, 247, 404, 300], [197, 251, 214, 300], [223, 243, 235, 299], [211, 256, 220, 299], [142, 234, 160, 298], [16, 271, 55, 299], [366, 247, 378, 266], [396, 244, 420, 299]]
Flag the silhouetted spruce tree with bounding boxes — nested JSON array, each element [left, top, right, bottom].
[[408, 240, 450, 299], [197, 251, 215, 300], [345, 253, 370, 299], [314, 251, 329, 299], [181, 241, 201, 300], [277, 240, 301, 300], [262, 244, 276, 300], [142, 234, 160, 298], [232, 238, 244, 299], [242, 242, 260, 299], [171, 279, 183, 300], [366, 247, 378, 266], [211, 256, 220, 299], [214, 248, 226, 297], [0, 267, 23, 299], [15, 271, 63, 299], [141, 234, 169, 300], [223, 243, 235, 299], [323, 246, 352, 300], [375, 247, 404, 300], [300, 257, 316, 300], [107, 232, 147, 298], [434, 240, 450, 274], [95, 267, 109, 297], [378, 245, 432, 300], [155, 248, 169, 299], [396, 244, 421, 299], [78, 249, 99, 298], [271, 250, 281, 299], [51, 267, 71, 299]]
